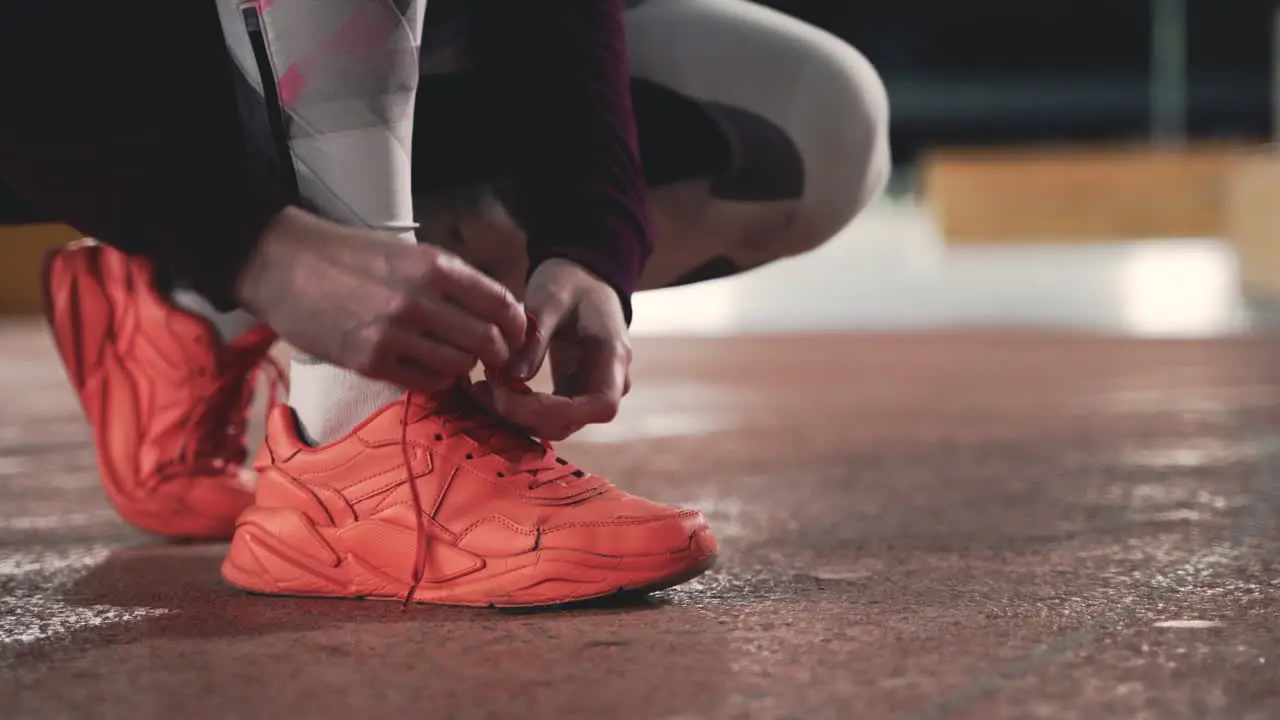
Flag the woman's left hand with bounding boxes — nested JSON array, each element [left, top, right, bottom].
[[477, 258, 632, 440]]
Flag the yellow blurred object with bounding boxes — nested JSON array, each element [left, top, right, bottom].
[[0, 224, 81, 316], [1225, 155, 1280, 304], [922, 145, 1256, 244]]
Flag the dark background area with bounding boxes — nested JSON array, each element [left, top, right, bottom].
[[2, 0, 1276, 222], [765, 0, 1277, 162]]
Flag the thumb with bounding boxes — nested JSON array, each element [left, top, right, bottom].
[[509, 293, 571, 381]]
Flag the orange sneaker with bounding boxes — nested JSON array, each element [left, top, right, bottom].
[[222, 386, 717, 607], [42, 242, 284, 540]]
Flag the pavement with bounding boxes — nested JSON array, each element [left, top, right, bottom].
[[1, 320, 1278, 719]]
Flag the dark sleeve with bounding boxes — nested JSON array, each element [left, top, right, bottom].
[[470, 0, 653, 321], [0, 1, 292, 310]]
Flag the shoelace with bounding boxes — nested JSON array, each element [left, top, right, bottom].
[[398, 379, 586, 606], [155, 329, 287, 487]]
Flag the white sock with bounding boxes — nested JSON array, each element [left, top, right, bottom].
[[288, 355, 405, 446], [172, 284, 406, 446], [170, 288, 259, 344]]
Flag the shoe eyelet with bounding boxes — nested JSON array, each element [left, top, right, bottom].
[[465, 452, 474, 460], [434, 433, 443, 441], [496, 471, 505, 478]]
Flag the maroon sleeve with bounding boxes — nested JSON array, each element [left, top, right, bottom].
[[0, 0, 291, 310], [470, 0, 653, 320]]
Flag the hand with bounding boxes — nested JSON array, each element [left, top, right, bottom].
[[478, 258, 632, 440], [234, 207, 527, 390]]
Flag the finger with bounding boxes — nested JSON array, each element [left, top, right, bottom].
[[482, 359, 536, 391], [468, 380, 559, 434], [546, 421, 587, 442], [488, 387, 580, 438], [508, 291, 573, 381], [538, 423, 585, 443], [431, 254, 527, 352], [490, 386, 616, 439], [378, 331, 477, 389], [468, 379, 499, 413], [574, 337, 628, 417], [416, 296, 512, 368]]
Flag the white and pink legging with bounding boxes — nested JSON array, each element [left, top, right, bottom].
[[215, 0, 429, 443], [216, 0, 426, 245]]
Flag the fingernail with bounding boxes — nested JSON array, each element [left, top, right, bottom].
[[512, 362, 534, 381]]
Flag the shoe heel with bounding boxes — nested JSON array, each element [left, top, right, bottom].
[[41, 245, 112, 394], [221, 505, 348, 597]]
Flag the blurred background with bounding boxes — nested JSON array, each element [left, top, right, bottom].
[[625, 0, 1280, 339], [3, 0, 1279, 339], [779, 0, 1274, 160]]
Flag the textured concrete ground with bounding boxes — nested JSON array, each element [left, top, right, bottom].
[[1, 321, 1278, 719]]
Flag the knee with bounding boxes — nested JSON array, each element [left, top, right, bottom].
[[843, 53, 891, 219], [799, 49, 891, 252], [720, 48, 891, 271]]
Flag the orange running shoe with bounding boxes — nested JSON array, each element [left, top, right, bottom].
[[222, 386, 717, 607], [42, 242, 284, 540]]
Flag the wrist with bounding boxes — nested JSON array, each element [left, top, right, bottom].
[[529, 256, 633, 325], [232, 205, 312, 318], [530, 257, 605, 285]]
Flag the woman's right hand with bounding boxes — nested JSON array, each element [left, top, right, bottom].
[[234, 207, 527, 390]]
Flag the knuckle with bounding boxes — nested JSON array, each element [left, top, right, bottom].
[[431, 249, 464, 274], [478, 277, 517, 314], [413, 265, 438, 288], [349, 328, 386, 375], [403, 250, 433, 277], [501, 285, 521, 310], [597, 402, 620, 423], [386, 292, 417, 319], [530, 285, 569, 314], [548, 289, 574, 314], [414, 250, 451, 284], [499, 292, 523, 324]]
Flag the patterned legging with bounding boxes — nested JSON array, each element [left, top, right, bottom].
[[216, 0, 426, 244]]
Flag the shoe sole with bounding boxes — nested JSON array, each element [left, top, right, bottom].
[[221, 505, 718, 607], [40, 244, 247, 541]]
